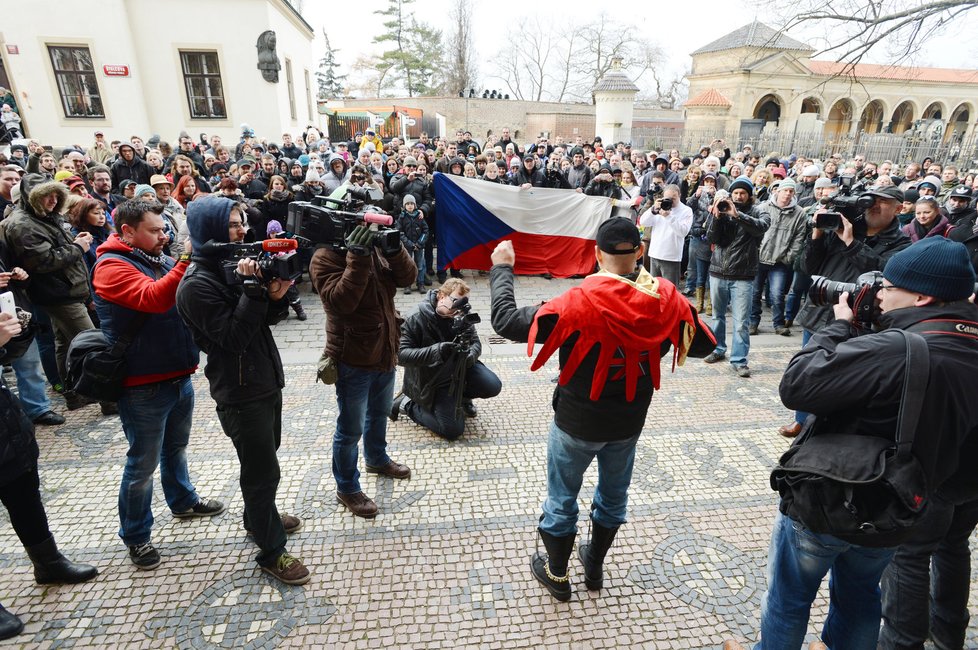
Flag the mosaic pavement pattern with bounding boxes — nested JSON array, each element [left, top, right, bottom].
[[1, 275, 976, 649]]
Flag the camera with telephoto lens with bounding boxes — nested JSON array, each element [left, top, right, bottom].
[[659, 197, 674, 211], [716, 199, 733, 213], [449, 296, 481, 352], [808, 271, 884, 328], [815, 175, 876, 231], [286, 195, 401, 255]]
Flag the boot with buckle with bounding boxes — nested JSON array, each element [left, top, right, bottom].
[[531, 527, 576, 601]]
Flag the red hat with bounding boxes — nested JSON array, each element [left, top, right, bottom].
[[771, 167, 786, 179]]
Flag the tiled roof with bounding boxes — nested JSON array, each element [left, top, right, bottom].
[[693, 21, 812, 55], [808, 60, 978, 84], [684, 88, 732, 108], [593, 71, 640, 93]]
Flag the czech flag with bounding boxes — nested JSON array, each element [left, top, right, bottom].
[[433, 173, 614, 277]]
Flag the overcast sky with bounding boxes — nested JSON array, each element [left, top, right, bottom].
[[298, 1, 978, 97]]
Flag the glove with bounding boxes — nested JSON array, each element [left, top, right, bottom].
[[437, 341, 458, 361], [345, 225, 372, 256], [465, 349, 477, 368]]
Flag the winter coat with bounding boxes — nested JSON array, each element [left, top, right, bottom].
[[796, 218, 910, 332], [686, 193, 713, 262], [396, 210, 428, 250], [780, 300, 978, 546], [0, 177, 91, 306], [109, 146, 154, 191], [309, 244, 417, 372], [398, 291, 481, 410], [322, 154, 350, 194], [388, 173, 434, 215], [706, 201, 770, 280], [757, 199, 809, 267], [0, 370, 38, 487], [902, 216, 951, 243]]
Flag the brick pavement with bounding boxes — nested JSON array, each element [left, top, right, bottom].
[[1, 274, 975, 649]]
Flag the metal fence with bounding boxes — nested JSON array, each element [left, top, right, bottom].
[[631, 127, 978, 169]]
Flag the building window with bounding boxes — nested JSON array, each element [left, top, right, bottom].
[[179, 51, 226, 119], [47, 45, 104, 118], [304, 69, 313, 122], [285, 59, 296, 120]]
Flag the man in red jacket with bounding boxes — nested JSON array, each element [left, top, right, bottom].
[[92, 200, 224, 571]]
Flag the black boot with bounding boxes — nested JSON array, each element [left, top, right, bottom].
[[577, 519, 620, 590], [25, 536, 98, 585], [99, 401, 118, 416], [530, 528, 575, 601], [0, 605, 23, 641], [64, 390, 95, 411], [291, 301, 307, 321]]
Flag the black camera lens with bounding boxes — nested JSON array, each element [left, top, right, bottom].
[[808, 275, 857, 308], [716, 200, 732, 212], [814, 212, 843, 231], [660, 198, 674, 211]]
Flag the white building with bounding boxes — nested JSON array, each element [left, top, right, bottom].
[[0, 0, 316, 146]]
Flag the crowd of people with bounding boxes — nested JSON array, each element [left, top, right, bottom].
[[1, 120, 978, 649]]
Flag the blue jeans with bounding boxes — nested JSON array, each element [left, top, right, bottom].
[[540, 421, 639, 537], [751, 263, 791, 328], [411, 246, 425, 286], [7, 340, 52, 419], [30, 306, 62, 388], [794, 329, 814, 426], [710, 277, 752, 367], [118, 377, 199, 546], [333, 362, 395, 495], [686, 239, 711, 291], [879, 494, 978, 650], [404, 361, 502, 440], [756, 512, 895, 650], [785, 270, 812, 323]]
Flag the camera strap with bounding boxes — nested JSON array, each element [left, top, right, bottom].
[[905, 319, 978, 341]]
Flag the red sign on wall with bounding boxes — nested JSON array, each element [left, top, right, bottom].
[[102, 65, 130, 77], [5, 45, 18, 55]]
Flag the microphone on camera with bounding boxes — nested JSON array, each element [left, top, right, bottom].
[[363, 213, 394, 226], [262, 238, 298, 252]]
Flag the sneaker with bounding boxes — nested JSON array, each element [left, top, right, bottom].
[[703, 351, 726, 364], [403, 286, 412, 295], [735, 365, 751, 378], [748, 324, 759, 336], [32, 411, 65, 426], [172, 498, 226, 518], [262, 553, 311, 585], [128, 542, 161, 570]]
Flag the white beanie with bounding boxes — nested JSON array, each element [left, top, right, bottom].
[[403, 194, 417, 207], [802, 164, 820, 177], [305, 169, 321, 183]]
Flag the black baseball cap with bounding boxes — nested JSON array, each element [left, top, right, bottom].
[[864, 186, 904, 202], [596, 218, 641, 255]]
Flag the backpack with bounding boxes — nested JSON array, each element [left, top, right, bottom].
[[770, 329, 929, 540], [65, 313, 148, 402]]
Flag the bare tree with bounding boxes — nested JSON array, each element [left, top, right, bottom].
[[347, 54, 394, 97], [443, 0, 478, 96], [780, 0, 978, 68]]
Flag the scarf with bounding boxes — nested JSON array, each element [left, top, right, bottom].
[[269, 189, 292, 202]]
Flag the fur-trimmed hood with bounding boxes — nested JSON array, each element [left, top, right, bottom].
[[25, 178, 68, 217]]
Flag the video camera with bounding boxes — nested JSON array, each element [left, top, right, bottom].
[[204, 238, 306, 288], [814, 175, 876, 231], [287, 194, 401, 255], [449, 295, 481, 351], [808, 271, 884, 329]]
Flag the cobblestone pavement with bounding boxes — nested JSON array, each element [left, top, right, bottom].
[[1, 274, 976, 649]]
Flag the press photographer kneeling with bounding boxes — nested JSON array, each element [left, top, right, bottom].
[[390, 279, 502, 440]]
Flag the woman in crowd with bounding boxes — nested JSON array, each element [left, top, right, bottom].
[[751, 168, 773, 203], [254, 175, 294, 241], [68, 198, 112, 272], [680, 164, 702, 202], [173, 175, 201, 210], [903, 196, 951, 242]]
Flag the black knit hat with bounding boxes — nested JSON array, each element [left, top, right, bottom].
[[883, 238, 976, 301]]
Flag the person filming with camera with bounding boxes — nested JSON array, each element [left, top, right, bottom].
[[310, 209, 418, 519], [390, 279, 502, 440], [778, 184, 910, 437], [726, 237, 978, 650]]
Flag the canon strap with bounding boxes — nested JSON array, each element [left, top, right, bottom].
[[905, 319, 978, 341]]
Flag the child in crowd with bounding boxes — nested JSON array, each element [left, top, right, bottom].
[[265, 220, 307, 321], [396, 194, 427, 295]]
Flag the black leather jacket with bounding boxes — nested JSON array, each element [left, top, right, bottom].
[[398, 291, 481, 409]]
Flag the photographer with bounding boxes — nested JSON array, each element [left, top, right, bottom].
[[390, 279, 501, 440], [702, 176, 770, 378], [562, 147, 591, 192], [176, 197, 310, 586], [639, 184, 692, 288], [729, 237, 978, 650], [779, 185, 910, 437], [583, 164, 622, 199], [310, 212, 418, 519]]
